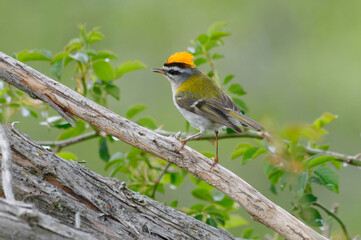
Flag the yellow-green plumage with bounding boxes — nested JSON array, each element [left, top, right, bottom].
[[176, 73, 222, 99]]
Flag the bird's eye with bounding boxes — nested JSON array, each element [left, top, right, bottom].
[[167, 69, 180, 75]]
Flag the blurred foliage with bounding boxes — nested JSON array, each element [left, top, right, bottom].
[[0, 23, 355, 239]]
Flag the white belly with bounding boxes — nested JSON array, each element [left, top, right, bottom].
[[174, 99, 223, 132]]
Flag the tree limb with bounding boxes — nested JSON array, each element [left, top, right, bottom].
[[0, 51, 327, 240], [0, 124, 15, 202], [0, 124, 234, 240]]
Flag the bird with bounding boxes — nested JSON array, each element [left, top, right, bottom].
[[153, 52, 263, 166]]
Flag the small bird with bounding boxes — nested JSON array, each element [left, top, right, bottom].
[[153, 52, 263, 166]]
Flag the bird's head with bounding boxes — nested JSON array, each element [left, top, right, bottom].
[[153, 52, 200, 85]]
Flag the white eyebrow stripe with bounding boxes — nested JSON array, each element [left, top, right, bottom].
[[163, 66, 184, 73]]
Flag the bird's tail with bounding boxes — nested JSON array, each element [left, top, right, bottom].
[[229, 111, 264, 131]]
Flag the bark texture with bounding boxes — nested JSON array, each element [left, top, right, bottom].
[[0, 52, 327, 240], [0, 124, 235, 240]]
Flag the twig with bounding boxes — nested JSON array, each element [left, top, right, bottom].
[[151, 162, 172, 199], [38, 131, 98, 147], [304, 147, 361, 167], [0, 124, 15, 202], [156, 129, 361, 167], [313, 202, 350, 240], [323, 204, 338, 238], [155, 129, 263, 140]]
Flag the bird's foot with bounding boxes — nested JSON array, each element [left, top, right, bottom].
[[178, 139, 187, 151], [210, 156, 219, 170]]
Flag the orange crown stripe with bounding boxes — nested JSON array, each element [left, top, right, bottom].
[[165, 52, 195, 68]]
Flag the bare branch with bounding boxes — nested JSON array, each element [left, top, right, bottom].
[[313, 202, 350, 240], [157, 129, 361, 167], [0, 124, 15, 202], [0, 51, 327, 239], [37, 131, 98, 147], [151, 162, 172, 198]]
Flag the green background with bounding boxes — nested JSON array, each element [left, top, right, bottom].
[[1, 0, 361, 238]]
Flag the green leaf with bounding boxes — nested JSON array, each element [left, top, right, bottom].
[[197, 34, 208, 45], [51, 60, 63, 80], [313, 112, 337, 128], [305, 154, 336, 169], [104, 158, 124, 171], [104, 83, 120, 100], [268, 169, 285, 186], [93, 50, 117, 61], [242, 228, 254, 238], [231, 143, 252, 159], [17, 50, 52, 62], [215, 195, 234, 208], [69, 51, 89, 64], [264, 164, 285, 186], [170, 173, 184, 188], [137, 117, 157, 129], [57, 121, 85, 140], [194, 214, 203, 221], [116, 60, 146, 78], [299, 194, 318, 205], [206, 218, 218, 227], [300, 207, 323, 227], [194, 58, 207, 66], [212, 53, 224, 60], [210, 31, 230, 40], [169, 200, 178, 208], [93, 60, 115, 81], [223, 214, 248, 229], [243, 147, 266, 165], [99, 138, 111, 162], [126, 104, 147, 119], [191, 188, 213, 202], [331, 160, 342, 170], [296, 172, 309, 193], [208, 22, 228, 36], [57, 152, 78, 161], [314, 166, 339, 193], [223, 75, 234, 85], [52, 52, 69, 63], [87, 29, 104, 43], [65, 38, 82, 52], [205, 40, 220, 51], [228, 83, 246, 96], [190, 203, 205, 212]]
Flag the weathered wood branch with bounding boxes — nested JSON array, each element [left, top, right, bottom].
[[0, 198, 97, 240], [0, 52, 327, 239], [0, 124, 234, 240]]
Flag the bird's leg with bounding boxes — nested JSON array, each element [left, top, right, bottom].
[[178, 131, 203, 150], [211, 130, 219, 169]]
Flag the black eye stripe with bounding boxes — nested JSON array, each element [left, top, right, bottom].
[[167, 69, 180, 75]]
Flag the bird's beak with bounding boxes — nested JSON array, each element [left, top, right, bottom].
[[152, 68, 166, 75]]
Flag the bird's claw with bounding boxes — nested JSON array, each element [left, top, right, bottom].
[[178, 139, 187, 151], [210, 156, 219, 170]]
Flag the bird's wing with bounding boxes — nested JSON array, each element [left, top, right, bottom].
[[175, 90, 263, 131], [175, 91, 242, 133], [209, 92, 264, 131]]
